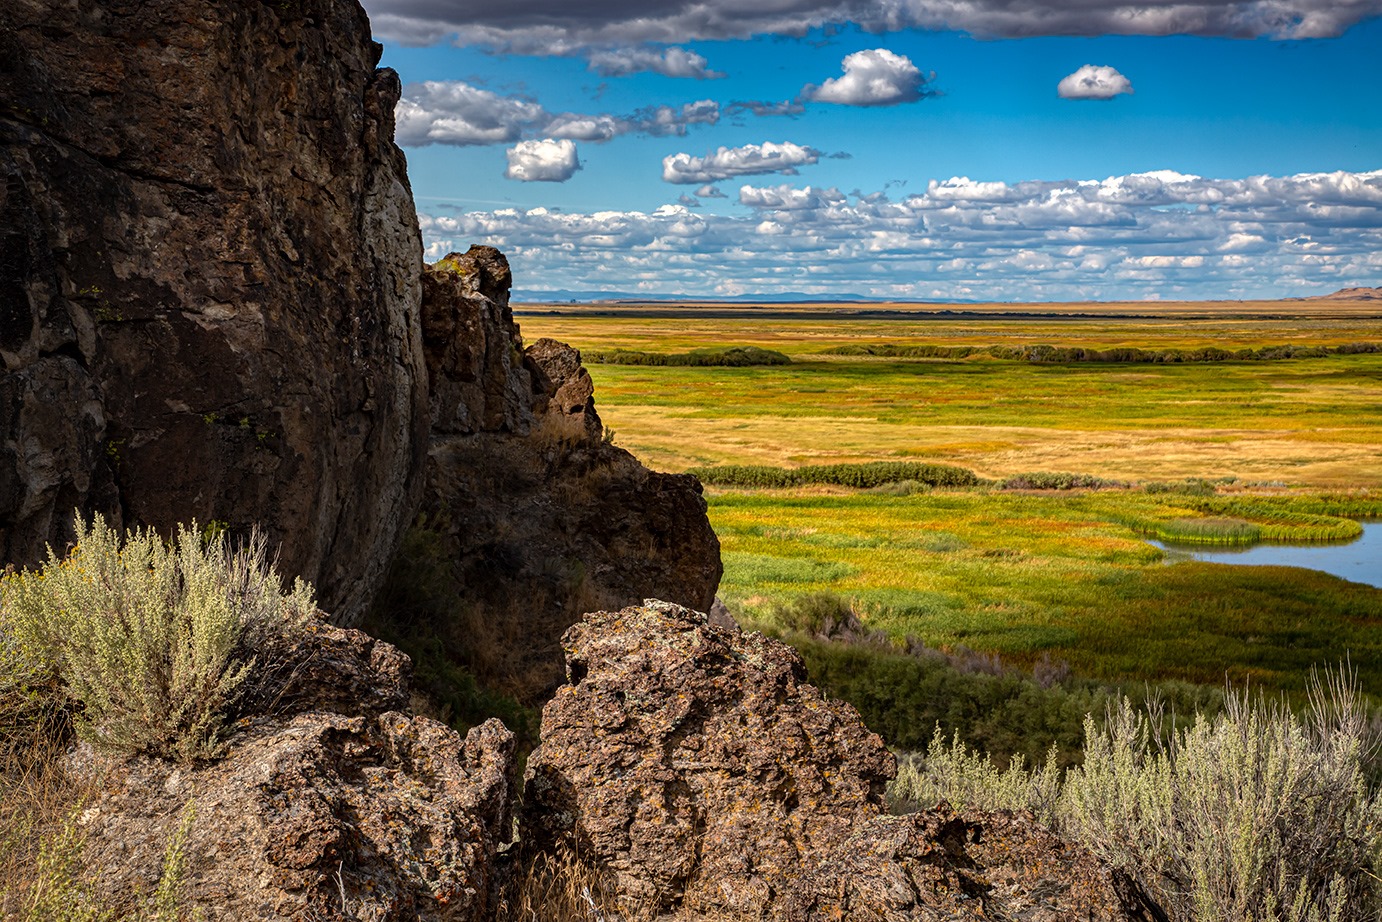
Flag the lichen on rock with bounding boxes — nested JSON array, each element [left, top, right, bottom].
[[71, 619, 516, 922], [523, 601, 1143, 921]]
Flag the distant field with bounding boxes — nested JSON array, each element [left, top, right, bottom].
[[711, 489, 1382, 695], [518, 301, 1382, 700], [519, 303, 1382, 488]]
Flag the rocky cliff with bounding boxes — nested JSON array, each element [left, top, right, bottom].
[[413, 247, 722, 698], [1, 0, 427, 622], [0, 1, 719, 642]]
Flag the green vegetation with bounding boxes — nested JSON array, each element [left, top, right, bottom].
[[0, 517, 307, 918], [519, 312, 1382, 487], [688, 461, 980, 489], [713, 489, 1382, 697], [362, 525, 538, 756], [0, 515, 314, 763], [756, 593, 1224, 767], [820, 340, 1380, 363], [521, 309, 1382, 703], [586, 345, 791, 366], [892, 676, 1382, 921], [999, 472, 1128, 490]]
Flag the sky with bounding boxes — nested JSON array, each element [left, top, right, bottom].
[[362, 0, 1382, 302]]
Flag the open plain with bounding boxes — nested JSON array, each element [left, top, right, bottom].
[[519, 299, 1382, 698]]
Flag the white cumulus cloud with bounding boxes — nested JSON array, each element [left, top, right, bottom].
[[504, 139, 581, 182], [395, 81, 545, 146], [1058, 65, 1135, 100], [585, 46, 724, 78], [396, 82, 721, 147], [662, 141, 822, 184], [803, 48, 933, 107]]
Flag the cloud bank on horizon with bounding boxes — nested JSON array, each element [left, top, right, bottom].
[[416, 170, 1382, 301], [367, 0, 1382, 299]]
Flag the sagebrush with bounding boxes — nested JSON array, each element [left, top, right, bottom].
[[891, 674, 1382, 922], [0, 515, 315, 762]]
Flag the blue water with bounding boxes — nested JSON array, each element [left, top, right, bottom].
[[1148, 521, 1382, 589]]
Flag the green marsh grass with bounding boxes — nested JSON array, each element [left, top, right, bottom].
[[520, 308, 1382, 711], [711, 489, 1382, 697]]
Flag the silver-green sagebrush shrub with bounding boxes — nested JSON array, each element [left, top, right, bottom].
[[888, 672, 1381, 921], [891, 726, 1062, 824], [0, 515, 315, 763], [1063, 679, 1381, 922]]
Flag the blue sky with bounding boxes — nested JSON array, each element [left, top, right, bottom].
[[363, 0, 1382, 301]]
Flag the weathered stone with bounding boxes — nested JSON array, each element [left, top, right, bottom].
[[523, 601, 895, 915], [523, 601, 1146, 921], [0, 0, 428, 623], [788, 808, 1139, 921], [416, 251, 722, 700], [72, 623, 515, 922]]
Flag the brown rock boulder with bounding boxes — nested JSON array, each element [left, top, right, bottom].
[[522, 601, 895, 915], [790, 808, 1139, 921], [412, 250, 721, 701], [523, 601, 1143, 921], [72, 620, 516, 921], [0, 0, 427, 623]]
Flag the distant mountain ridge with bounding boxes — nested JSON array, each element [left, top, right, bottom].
[[514, 288, 981, 304], [1306, 286, 1382, 301], [517, 287, 1382, 305]]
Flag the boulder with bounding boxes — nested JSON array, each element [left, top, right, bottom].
[[0, 0, 427, 623], [72, 620, 516, 921], [523, 601, 1143, 921], [522, 600, 895, 915]]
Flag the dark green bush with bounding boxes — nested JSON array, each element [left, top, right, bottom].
[[1000, 472, 1127, 491], [688, 461, 980, 489], [586, 346, 792, 367], [362, 526, 537, 755], [777, 627, 1222, 769], [818, 341, 1381, 364]]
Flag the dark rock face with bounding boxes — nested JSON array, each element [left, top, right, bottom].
[[524, 602, 1139, 921], [416, 249, 722, 699], [73, 620, 515, 921], [0, 0, 427, 623]]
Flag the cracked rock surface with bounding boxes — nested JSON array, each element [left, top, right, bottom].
[[0, 0, 427, 623], [524, 601, 1142, 921]]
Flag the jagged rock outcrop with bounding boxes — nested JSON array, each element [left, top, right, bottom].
[[0, 0, 427, 623], [71, 619, 515, 921], [414, 249, 722, 699], [524, 601, 1141, 921]]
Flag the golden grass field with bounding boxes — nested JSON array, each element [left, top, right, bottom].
[[519, 299, 1382, 489], [518, 299, 1382, 700]]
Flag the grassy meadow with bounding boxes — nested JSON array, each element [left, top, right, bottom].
[[521, 306, 1382, 488], [519, 301, 1382, 710]]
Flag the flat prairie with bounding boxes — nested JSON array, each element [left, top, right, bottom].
[[518, 300, 1382, 488], [517, 300, 1382, 697]]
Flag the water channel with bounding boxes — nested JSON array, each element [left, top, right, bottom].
[[1148, 521, 1382, 590]]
